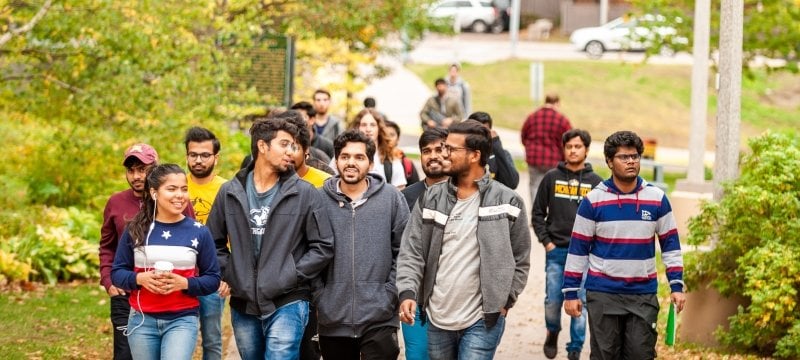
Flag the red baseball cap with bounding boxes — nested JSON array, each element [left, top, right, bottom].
[[122, 143, 159, 166]]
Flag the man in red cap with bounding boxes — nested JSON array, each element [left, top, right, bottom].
[[99, 143, 195, 360]]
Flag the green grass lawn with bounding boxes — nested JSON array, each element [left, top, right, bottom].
[[410, 60, 799, 149], [0, 282, 110, 359]]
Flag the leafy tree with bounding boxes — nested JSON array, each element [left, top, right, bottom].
[[1, 0, 442, 283], [630, 0, 800, 72], [1, 0, 441, 208], [687, 131, 800, 357]]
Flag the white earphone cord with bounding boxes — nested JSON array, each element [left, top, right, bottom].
[[124, 200, 157, 336]]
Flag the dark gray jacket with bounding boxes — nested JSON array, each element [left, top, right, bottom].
[[316, 173, 410, 337], [397, 172, 531, 328], [206, 163, 334, 317]]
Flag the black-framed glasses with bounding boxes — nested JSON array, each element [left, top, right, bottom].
[[187, 152, 214, 161], [441, 143, 471, 155], [613, 153, 641, 162]]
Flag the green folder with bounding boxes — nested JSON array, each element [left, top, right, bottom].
[[665, 302, 676, 346]]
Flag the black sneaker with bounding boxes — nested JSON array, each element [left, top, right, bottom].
[[568, 350, 581, 360], [543, 330, 559, 359]]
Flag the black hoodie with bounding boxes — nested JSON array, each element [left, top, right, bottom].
[[531, 161, 603, 248]]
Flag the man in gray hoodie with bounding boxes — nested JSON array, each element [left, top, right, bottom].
[[317, 129, 411, 359]]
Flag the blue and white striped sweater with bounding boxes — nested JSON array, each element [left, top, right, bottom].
[[562, 177, 684, 300]]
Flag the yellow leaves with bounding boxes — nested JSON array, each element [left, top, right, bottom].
[[0, 249, 32, 282], [358, 24, 377, 44]]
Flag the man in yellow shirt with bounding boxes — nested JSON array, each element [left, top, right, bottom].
[[184, 126, 228, 359]]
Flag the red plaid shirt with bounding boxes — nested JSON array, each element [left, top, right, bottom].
[[520, 106, 572, 167]]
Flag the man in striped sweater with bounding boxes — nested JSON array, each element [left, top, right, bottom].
[[562, 131, 686, 359]]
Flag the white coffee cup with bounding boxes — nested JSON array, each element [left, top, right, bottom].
[[153, 261, 174, 275]]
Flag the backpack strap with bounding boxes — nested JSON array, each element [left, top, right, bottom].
[[383, 159, 393, 182]]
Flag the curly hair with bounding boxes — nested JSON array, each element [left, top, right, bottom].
[[349, 108, 393, 162]]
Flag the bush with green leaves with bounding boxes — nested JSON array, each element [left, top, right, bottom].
[[687, 131, 800, 358], [0, 206, 100, 285]]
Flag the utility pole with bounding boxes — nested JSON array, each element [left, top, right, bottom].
[[510, 0, 521, 57], [714, 0, 743, 202], [686, 0, 711, 184], [599, 0, 609, 25]]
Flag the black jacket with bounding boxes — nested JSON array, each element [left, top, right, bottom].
[[532, 162, 602, 248], [206, 163, 334, 316], [487, 136, 519, 189]]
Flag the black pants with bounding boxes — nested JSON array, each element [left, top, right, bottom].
[[110, 294, 133, 360], [319, 326, 399, 360], [586, 291, 659, 360], [300, 304, 321, 360]]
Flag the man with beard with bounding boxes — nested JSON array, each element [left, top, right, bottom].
[[99, 143, 195, 360], [398, 120, 530, 359], [316, 129, 410, 359], [399, 127, 448, 360], [532, 129, 602, 360], [184, 126, 229, 360], [277, 110, 332, 189], [206, 118, 334, 360], [312, 89, 345, 143], [563, 131, 686, 359], [402, 127, 449, 210]]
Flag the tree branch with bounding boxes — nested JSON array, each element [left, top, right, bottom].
[[43, 73, 84, 93], [0, 0, 54, 48]]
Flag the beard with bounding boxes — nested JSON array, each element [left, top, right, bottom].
[[340, 166, 367, 184], [444, 159, 469, 177], [423, 160, 447, 178], [190, 164, 214, 179]]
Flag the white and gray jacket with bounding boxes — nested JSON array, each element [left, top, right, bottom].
[[397, 172, 531, 328]]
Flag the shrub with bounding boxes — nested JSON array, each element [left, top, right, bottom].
[[687, 131, 800, 357], [1, 206, 100, 285]]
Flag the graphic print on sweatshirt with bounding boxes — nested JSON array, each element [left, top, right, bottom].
[[553, 179, 593, 201], [250, 206, 270, 235]]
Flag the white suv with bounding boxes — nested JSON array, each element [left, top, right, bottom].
[[429, 0, 503, 33]]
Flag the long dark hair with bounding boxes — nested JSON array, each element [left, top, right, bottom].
[[350, 108, 393, 162], [127, 164, 186, 247]]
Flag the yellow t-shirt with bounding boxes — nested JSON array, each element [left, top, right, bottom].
[[301, 166, 332, 188], [187, 175, 227, 224]]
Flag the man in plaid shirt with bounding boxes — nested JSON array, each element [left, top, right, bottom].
[[521, 94, 572, 206]]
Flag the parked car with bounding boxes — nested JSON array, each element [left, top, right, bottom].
[[429, 0, 503, 34], [569, 14, 688, 59]]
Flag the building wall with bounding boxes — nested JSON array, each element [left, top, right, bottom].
[[520, 0, 632, 33], [559, 1, 631, 34]]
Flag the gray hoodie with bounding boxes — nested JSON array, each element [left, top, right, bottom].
[[316, 173, 410, 337]]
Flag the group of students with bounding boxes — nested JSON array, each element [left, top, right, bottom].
[[99, 90, 534, 360], [100, 86, 686, 360]]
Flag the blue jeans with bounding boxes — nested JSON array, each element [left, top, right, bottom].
[[231, 300, 309, 360], [199, 293, 225, 360], [401, 308, 429, 360], [545, 246, 586, 353], [427, 317, 505, 360], [126, 310, 198, 360]]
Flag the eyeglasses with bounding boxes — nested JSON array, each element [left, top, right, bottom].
[[613, 153, 641, 162], [187, 152, 214, 161], [441, 143, 471, 155], [274, 140, 299, 154]]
